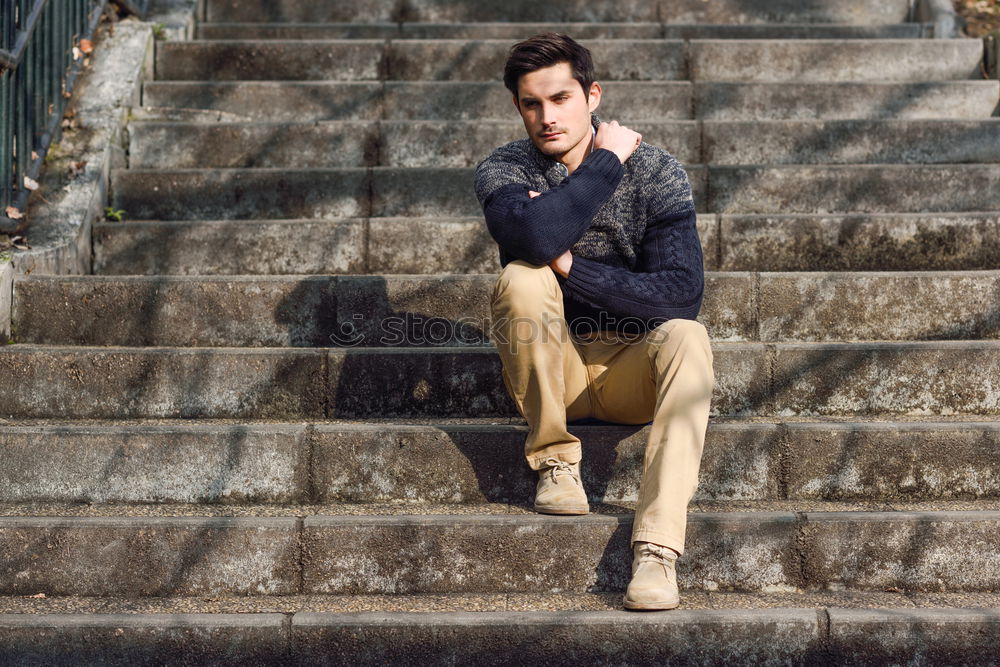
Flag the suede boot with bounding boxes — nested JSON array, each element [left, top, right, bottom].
[[533, 457, 589, 515], [623, 541, 680, 610]]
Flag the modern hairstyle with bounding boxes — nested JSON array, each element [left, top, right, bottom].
[[503, 32, 596, 100]]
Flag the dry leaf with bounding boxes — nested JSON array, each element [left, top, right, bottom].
[[4, 206, 23, 220], [23, 176, 39, 191], [79, 39, 94, 54], [27, 592, 46, 599], [73, 46, 82, 61], [68, 160, 88, 178]]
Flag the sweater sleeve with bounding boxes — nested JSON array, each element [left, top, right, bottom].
[[473, 146, 624, 266], [560, 152, 705, 323]]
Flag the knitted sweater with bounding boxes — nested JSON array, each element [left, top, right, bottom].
[[473, 111, 705, 334]]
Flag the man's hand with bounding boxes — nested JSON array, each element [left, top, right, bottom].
[[548, 248, 573, 278], [594, 120, 641, 164], [529, 189, 574, 277]]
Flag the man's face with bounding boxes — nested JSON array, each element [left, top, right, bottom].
[[513, 61, 600, 161]]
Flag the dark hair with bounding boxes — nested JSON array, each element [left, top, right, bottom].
[[503, 32, 595, 101]]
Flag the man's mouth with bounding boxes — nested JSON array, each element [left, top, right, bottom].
[[540, 131, 561, 139]]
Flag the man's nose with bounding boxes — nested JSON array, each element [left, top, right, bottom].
[[541, 104, 557, 126]]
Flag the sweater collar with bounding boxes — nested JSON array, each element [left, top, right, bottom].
[[529, 111, 603, 182]]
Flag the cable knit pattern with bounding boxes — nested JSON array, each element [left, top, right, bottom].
[[474, 112, 704, 334]]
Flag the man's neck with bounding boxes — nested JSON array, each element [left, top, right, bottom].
[[561, 124, 597, 176]]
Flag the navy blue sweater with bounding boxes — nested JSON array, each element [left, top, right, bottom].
[[473, 112, 705, 334]]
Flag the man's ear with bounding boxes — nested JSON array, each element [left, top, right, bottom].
[[587, 82, 602, 112], [512, 94, 520, 113]]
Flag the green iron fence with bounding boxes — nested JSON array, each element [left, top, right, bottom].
[[0, 0, 136, 233]]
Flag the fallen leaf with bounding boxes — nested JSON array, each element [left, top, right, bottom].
[[68, 160, 87, 178], [72, 46, 82, 60], [4, 206, 23, 220], [27, 593, 46, 599], [23, 176, 39, 191]]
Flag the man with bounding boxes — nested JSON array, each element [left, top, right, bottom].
[[472, 33, 714, 611]]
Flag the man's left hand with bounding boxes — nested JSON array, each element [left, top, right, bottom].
[[548, 249, 573, 278], [529, 190, 574, 278]]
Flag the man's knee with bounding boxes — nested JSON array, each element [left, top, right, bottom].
[[647, 319, 712, 359], [492, 260, 559, 312]]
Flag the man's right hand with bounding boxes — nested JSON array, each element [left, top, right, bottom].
[[594, 120, 642, 165]]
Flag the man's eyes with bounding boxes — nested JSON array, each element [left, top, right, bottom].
[[526, 97, 567, 107]]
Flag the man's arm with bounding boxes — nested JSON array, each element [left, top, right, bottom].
[[560, 204, 705, 323], [475, 147, 624, 266]]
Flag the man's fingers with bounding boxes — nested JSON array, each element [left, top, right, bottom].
[[528, 190, 541, 198]]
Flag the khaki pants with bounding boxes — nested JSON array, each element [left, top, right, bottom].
[[489, 260, 714, 556]]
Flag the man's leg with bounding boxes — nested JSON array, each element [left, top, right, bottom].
[[489, 260, 591, 469], [584, 319, 713, 609], [588, 319, 714, 553]]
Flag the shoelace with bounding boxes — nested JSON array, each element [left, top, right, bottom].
[[636, 542, 678, 565], [542, 457, 580, 484]]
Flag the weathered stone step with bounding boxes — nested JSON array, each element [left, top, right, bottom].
[[688, 39, 984, 82], [1, 421, 997, 504], [14, 271, 1000, 346], [203, 0, 912, 25], [154, 39, 982, 83], [155, 39, 688, 82], [0, 508, 997, 594], [128, 119, 1000, 169], [3, 607, 1000, 665], [91, 213, 1000, 276], [141, 80, 1000, 122], [197, 21, 930, 40], [693, 82, 1000, 121], [4, 588, 1000, 614], [110, 165, 1000, 219], [708, 165, 1000, 214], [3, 342, 1000, 418], [128, 120, 700, 168]]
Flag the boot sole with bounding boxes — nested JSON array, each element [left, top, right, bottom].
[[533, 504, 590, 515], [622, 598, 681, 611]]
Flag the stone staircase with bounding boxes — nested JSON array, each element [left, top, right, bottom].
[[3, 0, 1000, 662]]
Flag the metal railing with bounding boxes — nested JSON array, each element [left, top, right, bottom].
[[0, 0, 107, 232]]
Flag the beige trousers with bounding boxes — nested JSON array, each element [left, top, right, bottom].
[[489, 260, 714, 555]]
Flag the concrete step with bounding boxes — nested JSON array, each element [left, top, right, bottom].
[[14, 271, 1000, 346], [110, 165, 1000, 219], [0, 506, 998, 594], [0, 420, 997, 504], [3, 606, 1000, 665], [202, 0, 912, 25], [717, 213, 1000, 272], [688, 39, 984, 82], [703, 119, 1000, 165], [141, 80, 1000, 121], [128, 119, 1000, 169], [4, 590, 1000, 613], [91, 213, 1000, 276], [3, 342, 1000, 418], [154, 39, 688, 82], [693, 81, 1000, 120], [128, 120, 698, 169], [708, 165, 1000, 214], [197, 22, 930, 40], [154, 39, 983, 83]]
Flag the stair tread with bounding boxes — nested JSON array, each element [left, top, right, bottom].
[[2, 591, 999, 614], [2, 500, 1000, 518]]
